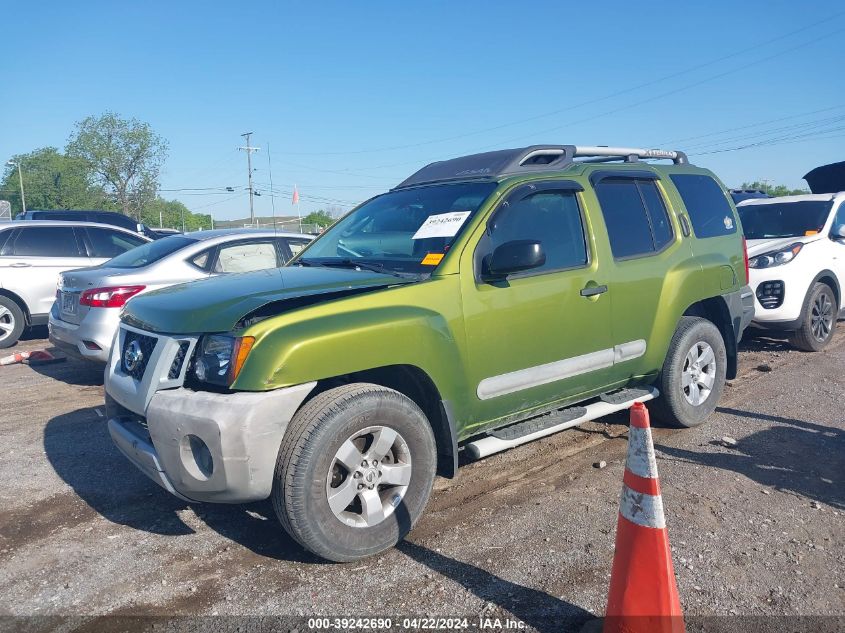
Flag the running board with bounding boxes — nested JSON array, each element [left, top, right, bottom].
[[464, 387, 658, 460]]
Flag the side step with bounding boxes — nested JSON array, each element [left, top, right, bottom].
[[464, 387, 658, 460]]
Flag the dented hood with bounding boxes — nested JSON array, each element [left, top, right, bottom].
[[121, 266, 410, 334]]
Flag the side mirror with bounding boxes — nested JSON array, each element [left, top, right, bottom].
[[485, 240, 546, 279], [832, 225, 845, 240]]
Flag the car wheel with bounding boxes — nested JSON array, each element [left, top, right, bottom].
[[272, 383, 437, 562], [0, 296, 25, 349], [788, 282, 836, 352], [653, 316, 727, 428]]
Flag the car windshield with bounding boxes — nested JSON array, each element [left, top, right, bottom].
[[738, 200, 833, 240], [105, 235, 196, 268], [298, 181, 497, 276]]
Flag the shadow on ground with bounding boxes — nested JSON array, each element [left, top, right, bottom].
[[42, 406, 321, 563], [738, 329, 795, 354], [399, 541, 592, 633], [28, 351, 105, 386], [657, 407, 844, 510]]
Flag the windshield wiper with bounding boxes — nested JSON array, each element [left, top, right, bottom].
[[310, 258, 415, 278]]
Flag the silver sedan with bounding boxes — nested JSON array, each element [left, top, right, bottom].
[[48, 228, 312, 363]]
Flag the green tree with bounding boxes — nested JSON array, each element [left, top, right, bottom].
[[66, 112, 168, 220], [740, 181, 810, 197], [1, 147, 108, 213], [302, 210, 334, 228], [142, 198, 211, 231]]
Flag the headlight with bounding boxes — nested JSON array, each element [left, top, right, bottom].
[[748, 243, 803, 269], [193, 334, 255, 387]]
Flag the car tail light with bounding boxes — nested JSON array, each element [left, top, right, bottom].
[[742, 237, 749, 285], [79, 285, 146, 308]]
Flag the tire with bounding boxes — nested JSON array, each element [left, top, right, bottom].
[[652, 316, 727, 428], [271, 383, 437, 562], [0, 296, 25, 349], [788, 282, 836, 352]]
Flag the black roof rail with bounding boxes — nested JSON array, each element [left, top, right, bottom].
[[393, 145, 689, 189]]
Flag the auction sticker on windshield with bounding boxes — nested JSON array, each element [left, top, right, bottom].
[[412, 211, 471, 240]]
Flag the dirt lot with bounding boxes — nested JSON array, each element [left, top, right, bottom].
[[0, 326, 843, 632]]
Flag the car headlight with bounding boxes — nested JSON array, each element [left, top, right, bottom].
[[193, 334, 255, 387], [748, 243, 803, 269]]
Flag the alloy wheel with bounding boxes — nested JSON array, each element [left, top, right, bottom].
[[326, 425, 412, 528], [681, 341, 716, 406], [811, 291, 834, 342], [0, 305, 15, 342]]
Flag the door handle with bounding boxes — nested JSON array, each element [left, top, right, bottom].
[[10, 263, 31, 268], [580, 284, 608, 297]]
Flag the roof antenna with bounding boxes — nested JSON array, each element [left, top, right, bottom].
[[267, 141, 277, 237]]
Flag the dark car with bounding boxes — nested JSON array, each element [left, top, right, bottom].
[[729, 189, 772, 205], [14, 209, 159, 239]]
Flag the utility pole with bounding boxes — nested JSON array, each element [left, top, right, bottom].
[[6, 161, 25, 214], [239, 132, 260, 226]]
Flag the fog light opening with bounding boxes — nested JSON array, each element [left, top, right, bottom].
[[186, 434, 214, 479]]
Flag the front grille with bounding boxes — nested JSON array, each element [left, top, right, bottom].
[[756, 280, 785, 309], [168, 341, 190, 379], [121, 331, 158, 380]]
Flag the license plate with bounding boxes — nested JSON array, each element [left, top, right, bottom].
[[61, 291, 77, 315]]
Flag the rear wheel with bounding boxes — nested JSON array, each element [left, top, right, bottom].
[[272, 383, 437, 562], [788, 282, 836, 352], [0, 296, 25, 349], [653, 316, 727, 428]]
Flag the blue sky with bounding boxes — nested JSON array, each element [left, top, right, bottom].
[[1, 1, 844, 222]]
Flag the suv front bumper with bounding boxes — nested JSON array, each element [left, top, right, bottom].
[[107, 382, 315, 503]]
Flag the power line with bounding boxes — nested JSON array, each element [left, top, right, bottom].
[[190, 192, 247, 211], [271, 10, 845, 158], [679, 114, 845, 152], [279, 22, 845, 180], [657, 104, 845, 146]]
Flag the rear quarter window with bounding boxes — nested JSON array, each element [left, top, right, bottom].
[[7, 226, 82, 257], [670, 174, 737, 238]]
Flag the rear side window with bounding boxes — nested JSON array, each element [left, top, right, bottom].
[[595, 179, 674, 259], [6, 226, 82, 257], [670, 174, 737, 238], [86, 227, 147, 258], [213, 241, 279, 273], [286, 238, 311, 258]]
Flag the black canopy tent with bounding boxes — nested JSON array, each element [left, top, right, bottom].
[[804, 161, 845, 194]]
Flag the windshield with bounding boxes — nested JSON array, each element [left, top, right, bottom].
[[298, 181, 497, 275], [105, 235, 196, 268], [738, 201, 833, 240]]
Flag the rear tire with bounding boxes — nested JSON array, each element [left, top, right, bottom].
[[788, 282, 836, 352], [272, 383, 437, 562], [0, 296, 25, 349], [653, 316, 726, 428]]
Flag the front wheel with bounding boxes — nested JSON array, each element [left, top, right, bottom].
[[788, 282, 836, 352], [0, 296, 25, 349], [653, 316, 727, 428], [272, 383, 437, 562]]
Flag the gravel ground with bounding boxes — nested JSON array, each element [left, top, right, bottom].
[[0, 325, 842, 633]]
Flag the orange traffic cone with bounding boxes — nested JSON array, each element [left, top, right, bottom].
[[603, 401, 684, 633]]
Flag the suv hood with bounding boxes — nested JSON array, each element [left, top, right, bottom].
[[121, 266, 411, 334], [746, 235, 821, 257]]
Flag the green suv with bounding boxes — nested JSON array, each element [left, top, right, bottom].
[[105, 145, 754, 561]]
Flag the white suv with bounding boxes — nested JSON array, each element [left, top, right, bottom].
[[0, 221, 150, 348], [737, 193, 845, 350]]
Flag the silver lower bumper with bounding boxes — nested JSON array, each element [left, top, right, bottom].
[[107, 382, 316, 503]]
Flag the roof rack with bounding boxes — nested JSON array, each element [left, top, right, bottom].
[[393, 145, 689, 189]]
